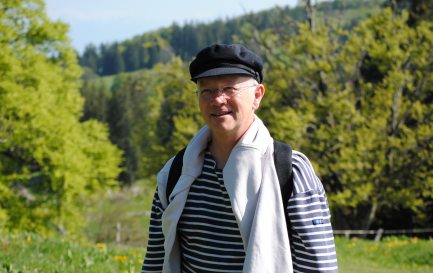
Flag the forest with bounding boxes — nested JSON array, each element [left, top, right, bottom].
[[1, 0, 432, 239], [78, 0, 381, 77]]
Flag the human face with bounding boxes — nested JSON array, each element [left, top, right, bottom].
[[197, 75, 265, 141]]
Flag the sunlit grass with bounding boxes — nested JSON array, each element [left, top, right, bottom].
[[1, 232, 433, 273], [0, 232, 145, 273], [336, 236, 433, 273]]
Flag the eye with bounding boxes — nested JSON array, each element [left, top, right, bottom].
[[222, 86, 236, 95], [198, 88, 212, 96]]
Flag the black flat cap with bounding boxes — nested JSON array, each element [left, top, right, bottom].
[[189, 43, 264, 83]]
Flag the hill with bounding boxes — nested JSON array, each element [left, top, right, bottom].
[[79, 0, 384, 78]]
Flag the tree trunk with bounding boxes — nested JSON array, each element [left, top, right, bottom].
[[362, 201, 378, 231], [304, 0, 316, 32]]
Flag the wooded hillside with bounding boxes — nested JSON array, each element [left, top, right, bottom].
[[78, 0, 382, 77]]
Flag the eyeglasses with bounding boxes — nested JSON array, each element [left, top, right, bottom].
[[195, 84, 257, 100]]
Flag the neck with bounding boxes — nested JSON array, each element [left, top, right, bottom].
[[209, 133, 239, 169]]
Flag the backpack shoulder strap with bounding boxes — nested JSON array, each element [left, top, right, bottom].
[[166, 147, 186, 201], [273, 140, 293, 227]]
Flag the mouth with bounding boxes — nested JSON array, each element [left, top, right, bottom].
[[211, 111, 232, 117]]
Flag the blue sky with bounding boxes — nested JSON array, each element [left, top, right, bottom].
[[44, 0, 299, 53]]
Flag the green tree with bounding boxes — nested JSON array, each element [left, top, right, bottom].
[[255, 8, 433, 229], [0, 0, 122, 235], [106, 59, 201, 183], [79, 44, 99, 74], [80, 79, 111, 122], [152, 59, 203, 171], [385, 0, 433, 25], [107, 73, 139, 184], [100, 42, 125, 75], [123, 42, 141, 72]]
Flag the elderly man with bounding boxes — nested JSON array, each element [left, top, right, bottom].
[[142, 43, 338, 273]]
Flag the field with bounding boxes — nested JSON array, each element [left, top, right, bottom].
[[1, 232, 432, 273], [336, 236, 433, 273], [2, 182, 432, 272], [0, 232, 142, 273]]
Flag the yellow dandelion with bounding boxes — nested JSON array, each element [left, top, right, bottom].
[[364, 245, 378, 252], [347, 242, 356, 248], [113, 255, 128, 264], [96, 243, 107, 252], [385, 239, 408, 248]]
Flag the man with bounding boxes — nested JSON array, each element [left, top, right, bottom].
[[142, 43, 338, 273]]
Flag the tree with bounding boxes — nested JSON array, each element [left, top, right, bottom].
[[79, 44, 99, 74], [253, 8, 433, 229], [80, 79, 111, 122], [107, 74, 139, 184], [105, 59, 202, 184], [0, 0, 122, 235], [123, 42, 141, 72], [100, 42, 125, 75], [385, 0, 433, 25]]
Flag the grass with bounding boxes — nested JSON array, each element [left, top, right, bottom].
[[0, 180, 155, 273], [1, 233, 432, 273], [83, 178, 156, 247], [2, 182, 432, 272], [0, 232, 144, 273], [336, 236, 433, 273]]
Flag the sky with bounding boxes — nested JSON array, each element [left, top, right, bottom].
[[44, 0, 299, 54]]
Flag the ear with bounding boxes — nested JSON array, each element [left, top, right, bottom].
[[252, 84, 265, 110]]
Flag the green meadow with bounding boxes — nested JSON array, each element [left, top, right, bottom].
[[2, 182, 431, 273], [336, 236, 433, 273], [1, 232, 432, 273]]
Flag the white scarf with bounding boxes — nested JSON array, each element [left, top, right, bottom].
[[157, 117, 293, 273]]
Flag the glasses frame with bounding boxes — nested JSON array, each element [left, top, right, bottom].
[[195, 84, 258, 100]]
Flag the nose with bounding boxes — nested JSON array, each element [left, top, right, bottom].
[[210, 91, 227, 104]]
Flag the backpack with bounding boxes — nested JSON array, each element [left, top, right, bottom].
[[166, 141, 293, 230]]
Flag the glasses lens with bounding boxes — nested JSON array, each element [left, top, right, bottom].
[[222, 87, 237, 96], [197, 85, 257, 100]]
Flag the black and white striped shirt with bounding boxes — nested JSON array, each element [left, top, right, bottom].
[[178, 154, 244, 272], [142, 151, 338, 273]]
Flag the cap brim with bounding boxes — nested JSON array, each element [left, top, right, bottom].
[[191, 67, 255, 82]]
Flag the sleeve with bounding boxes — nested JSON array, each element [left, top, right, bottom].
[[287, 151, 338, 273], [141, 187, 165, 273]]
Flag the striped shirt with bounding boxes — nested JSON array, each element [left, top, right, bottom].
[[142, 151, 338, 273], [289, 151, 338, 272], [178, 154, 244, 272]]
